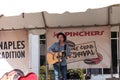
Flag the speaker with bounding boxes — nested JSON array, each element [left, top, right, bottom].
[[67, 72, 80, 79]]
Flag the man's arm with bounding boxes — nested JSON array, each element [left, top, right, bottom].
[[48, 43, 56, 55]]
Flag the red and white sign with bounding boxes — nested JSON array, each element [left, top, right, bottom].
[[47, 26, 111, 68], [0, 30, 29, 79]]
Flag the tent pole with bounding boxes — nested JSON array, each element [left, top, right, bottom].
[[119, 25, 120, 77], [45, 33, 48, 80], [42, 12, 48, 80], [108, 5, 114, 78]]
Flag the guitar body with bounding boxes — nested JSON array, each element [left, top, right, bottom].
[[47, 52, 62, 65]]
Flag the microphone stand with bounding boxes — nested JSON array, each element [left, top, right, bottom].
[[58, 42, 66, 80], [58, 51, 62, 80], [58, 42, 62, 80]]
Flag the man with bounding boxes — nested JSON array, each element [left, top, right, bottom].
[[48, 32, 71, 80]]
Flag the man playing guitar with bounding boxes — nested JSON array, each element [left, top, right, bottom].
[[48, 32, 71, 80]]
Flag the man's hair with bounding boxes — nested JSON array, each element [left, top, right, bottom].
[[12, 69, 24, 80], [57, 32, 66, 42]]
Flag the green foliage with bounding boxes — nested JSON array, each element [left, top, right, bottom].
[[39, 65, 84, 80], [76, 68, 84, 80], [39, 65, 46, 80], [39, 74, 45, 80], [49, 70, 54, 80], [40, 66, 46, 74]]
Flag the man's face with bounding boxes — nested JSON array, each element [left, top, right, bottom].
[[58, 35, 64, 42]]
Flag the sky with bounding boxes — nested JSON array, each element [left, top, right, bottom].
[[0, 0, 120, 16]]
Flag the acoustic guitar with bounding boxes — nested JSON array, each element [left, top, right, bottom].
[[47, 52, 66, 65]]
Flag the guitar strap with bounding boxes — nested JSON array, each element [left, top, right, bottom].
[[64, 44, 66, 51], [63, 44, 66, 57], [58, 43, 66, 57]]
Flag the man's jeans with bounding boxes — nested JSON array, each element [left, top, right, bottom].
[[53, 63, 67, 80]]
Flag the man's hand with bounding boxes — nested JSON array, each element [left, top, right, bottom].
[[49, 51, 54, 55]]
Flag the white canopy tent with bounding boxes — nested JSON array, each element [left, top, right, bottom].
[[0, 4, 119, 30], [0, 4, 120, 79]]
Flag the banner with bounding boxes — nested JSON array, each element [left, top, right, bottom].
[[0, 30, 29, 79], [47, 26, 111, 68]]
